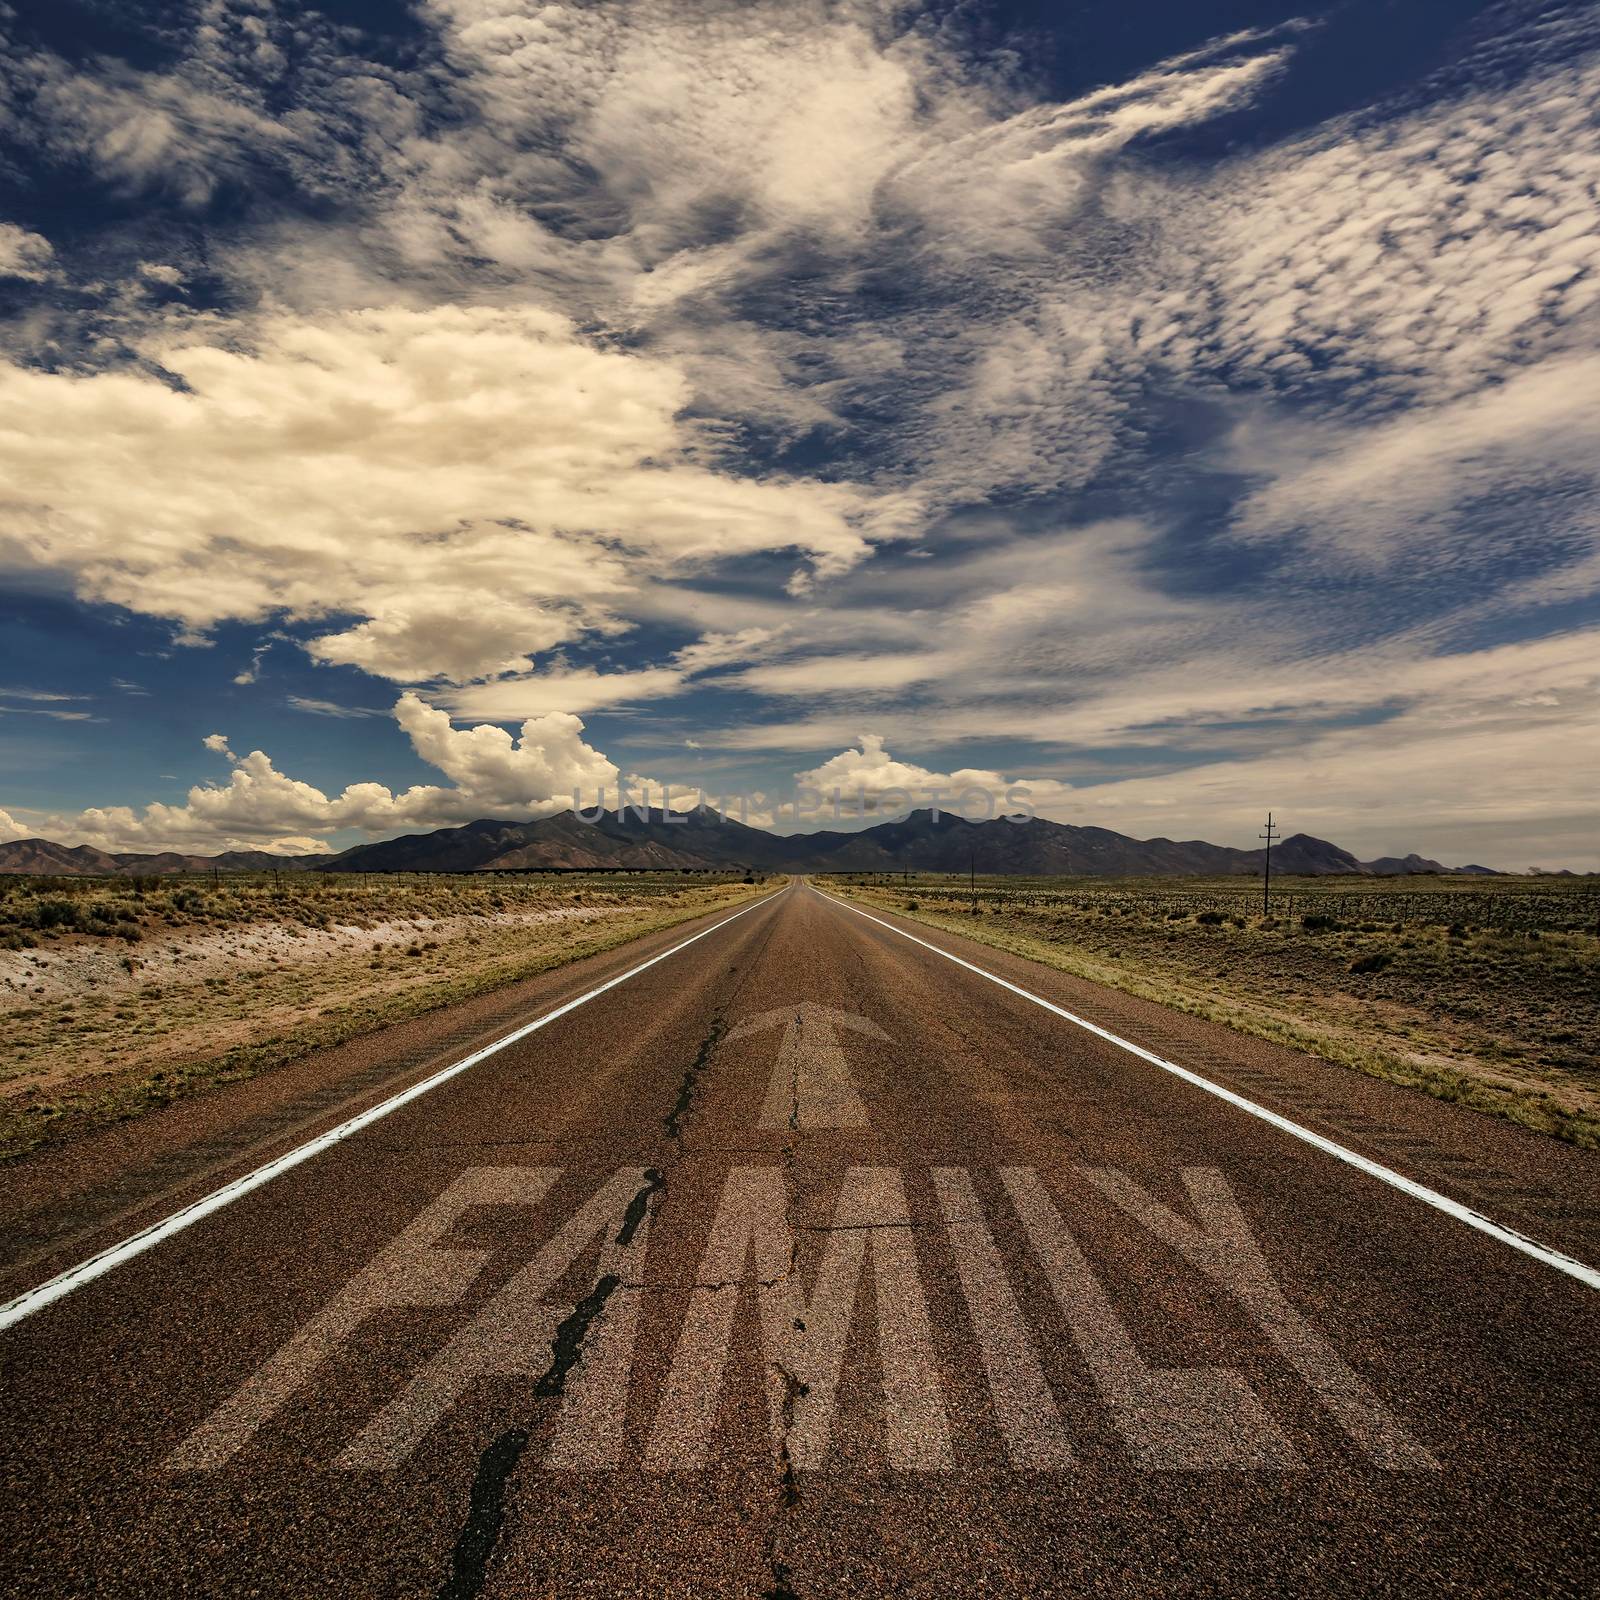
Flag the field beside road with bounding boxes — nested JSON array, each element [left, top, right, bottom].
[[0, 871, 772, 1161], [829, 873, 1600, 1146]]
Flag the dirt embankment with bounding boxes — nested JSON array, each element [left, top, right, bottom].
[[0, 903, 617, 1013], [0, 874, 770, 1158]]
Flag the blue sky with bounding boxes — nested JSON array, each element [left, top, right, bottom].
[[1, 0, 1597, 867]]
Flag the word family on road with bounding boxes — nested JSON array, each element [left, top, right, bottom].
[[171, 1159, 1435, 1476]]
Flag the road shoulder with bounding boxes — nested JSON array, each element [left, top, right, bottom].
[[816, 883, 1600, 1269]]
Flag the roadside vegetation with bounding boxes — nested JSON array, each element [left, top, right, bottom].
[[830, 873, 1600, 1148], [0, 871, 774, 1160]]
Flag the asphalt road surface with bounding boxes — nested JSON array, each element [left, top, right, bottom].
[[3, 879, 1597, 1598]]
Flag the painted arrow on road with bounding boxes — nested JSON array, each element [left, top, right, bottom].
[[728, 1001, 888, 1129]]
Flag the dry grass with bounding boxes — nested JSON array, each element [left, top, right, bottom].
[[830, 873, 1600, 1148], [0, 872, 773, 1160]]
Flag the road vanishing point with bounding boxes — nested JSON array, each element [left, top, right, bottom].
[[2, 879, 1596, 1597]]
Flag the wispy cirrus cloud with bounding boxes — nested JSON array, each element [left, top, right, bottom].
[[0, 688, 97, 721]]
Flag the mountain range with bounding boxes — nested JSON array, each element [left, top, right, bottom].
[[0, 808, 1504, 878]]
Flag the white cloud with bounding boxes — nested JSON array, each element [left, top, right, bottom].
[[671, 628, 781, 674], [0, 807, 28, 843], [1074, 26, 1600, 458], [0, 223, 55, 282], [1230, 351, 1600, 573], [286, 696, 383, 719], [390, 691, 618, 812], [736, 652, 945, 698], [438, 667, 688, 720], [1055, 636, 1600, 870], [34, 693, 628, 854], [0, 305, 897, 683], [795, 733, 1071, 816]]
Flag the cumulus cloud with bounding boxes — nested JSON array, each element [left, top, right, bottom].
[[795, 733, 1070, 816], [35, 692, 627, 853], [390, 691, 619, 812], [0, 305, 898, 683], [0, 807, 28, 843]]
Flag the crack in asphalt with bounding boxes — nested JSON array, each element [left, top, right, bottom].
[[620, 1274, 790, 1291], [664, 1015, 728, 1144], [616, 1168, 664, 1247], [763, 1359, 811, 1599], [766, 1009, 811, 1600], [766, 1559, 802, 1600], [771, 1360, 810, 1509], [436, 1270, 623, 1600], [786, 1020, 802, 1137]]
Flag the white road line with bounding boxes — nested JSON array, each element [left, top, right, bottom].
[[815, 886, 1600, 1293], [0, 889, 785, 1334]]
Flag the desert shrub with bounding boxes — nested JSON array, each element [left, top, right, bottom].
[[1349, 951, 1392, 974], [1302, 914, 1340, 932], [28, 897, 82, 930], [1195, 910, 1226, 926]]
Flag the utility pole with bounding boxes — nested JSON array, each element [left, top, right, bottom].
[[1259, 811, 1280, 916]]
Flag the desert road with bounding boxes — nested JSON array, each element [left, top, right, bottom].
[[2, 879, 1597, 1598]]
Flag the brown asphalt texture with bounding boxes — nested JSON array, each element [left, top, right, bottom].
[[2, 879, 1596, 1598]]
